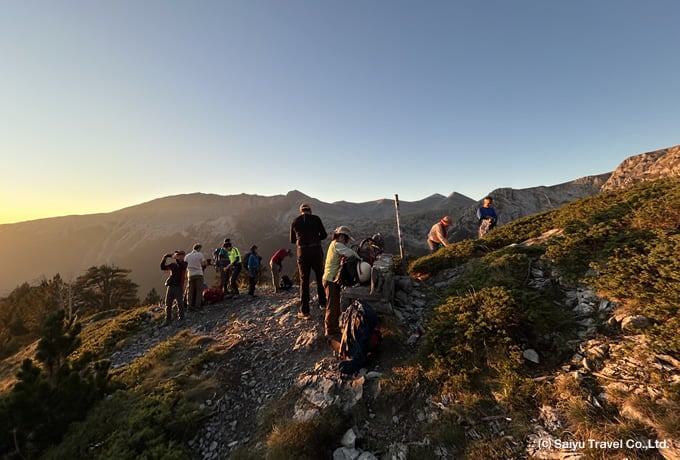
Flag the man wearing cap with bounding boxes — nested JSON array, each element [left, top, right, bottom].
[[160, 250, 188, 326], [322, 226, 361, 337], [270, 248, 293, 293], [290, 203, 328, 319], [427, 216, 453, 253], [185, 243, 208, 311]]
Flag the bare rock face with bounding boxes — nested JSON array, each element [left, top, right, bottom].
[[601, 145, 680, 192]]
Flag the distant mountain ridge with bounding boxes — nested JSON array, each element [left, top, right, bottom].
[[1, 144, 678, 298]]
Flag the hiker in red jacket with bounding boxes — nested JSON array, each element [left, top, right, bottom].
[[270, 248, 293, 293]]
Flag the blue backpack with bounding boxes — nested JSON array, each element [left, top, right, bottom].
[[338, 300, 381, 375]]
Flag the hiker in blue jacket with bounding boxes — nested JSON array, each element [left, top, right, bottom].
[[246, 245, 261, 296], [477, 196, 498, 238]]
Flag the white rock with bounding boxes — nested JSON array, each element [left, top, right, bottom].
[[523, 349, 540, 364]]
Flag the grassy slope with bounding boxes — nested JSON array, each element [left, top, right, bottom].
[[401, 177, 680, 458]]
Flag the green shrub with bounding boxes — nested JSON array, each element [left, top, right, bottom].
[[424, 287, 522, 380]]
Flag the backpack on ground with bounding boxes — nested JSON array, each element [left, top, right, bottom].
[[279, 275, 293, 290], [202, 288, 224, 304], [338, 300, 381, 375]]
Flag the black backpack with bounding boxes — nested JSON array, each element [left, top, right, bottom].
[[241, 252, 251, 270], [338, 300, 381, 375], [279, 275, 293, 290], [335, 256, 360, 287]]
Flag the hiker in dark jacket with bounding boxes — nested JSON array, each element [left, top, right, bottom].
[[246, 245, 261, 296], [160, 250, 188, 326], [290, 203, 328, 319], [477, 196, 498, 238]]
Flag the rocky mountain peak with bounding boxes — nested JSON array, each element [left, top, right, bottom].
[[601, 144, 680, 191]]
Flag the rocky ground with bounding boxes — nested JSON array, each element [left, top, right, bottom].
[[107, 248, 680, 460], [108, 282, 420, 460]]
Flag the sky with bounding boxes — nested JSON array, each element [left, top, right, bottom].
[[1, 0, 679, 224]]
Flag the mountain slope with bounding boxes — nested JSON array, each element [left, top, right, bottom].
[[1, 144, 678, 299]]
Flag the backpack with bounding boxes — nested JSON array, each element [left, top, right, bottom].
[[202, 288, 224, 304], [242, 252, 251, 270], [214, 248, 229, 267], [353, 233, 385, 266], [338, 300, 381, 375], [335, 256, 360, 287], [279, 275, 293, 290]]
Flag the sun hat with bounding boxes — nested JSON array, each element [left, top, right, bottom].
[[334, 225, 354, 241]]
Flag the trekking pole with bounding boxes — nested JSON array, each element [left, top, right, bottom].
[[394, 194, 406, 274]]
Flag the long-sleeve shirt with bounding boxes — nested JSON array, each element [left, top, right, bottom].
[[477, 206, 498, 223], [290, 213, 327, 247], [161, 257, 188, 287], [247, 252, 260, 276], [323, 240, 360, 283], [270, 248, 289, 265]]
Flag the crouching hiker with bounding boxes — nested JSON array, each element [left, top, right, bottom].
[[160, 250, 187, 326]]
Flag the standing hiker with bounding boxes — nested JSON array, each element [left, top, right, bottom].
[[427, 216, 452, 253], [290, 203, 328, 319], [477, 196, 498, 238], [246, 245, 261, 296], [185, 243, 208, 311], [270, 248, 293, 292], [224, 240, 242, 297], [160, 250, 188, 326]]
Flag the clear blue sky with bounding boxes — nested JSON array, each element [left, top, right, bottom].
[[1, 0, 678, 223]]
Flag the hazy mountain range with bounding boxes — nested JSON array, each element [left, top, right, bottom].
[[1, 144, 678, 298]]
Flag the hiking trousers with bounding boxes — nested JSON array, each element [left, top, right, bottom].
[[164, 285, 185, 321], [323, 279, 341, 336], [270, 261, 282, 291], [296, 245, 326, 315], [188, 275, 203, 309], [219, 266, 229, 292], [227, 265, 241, 295]]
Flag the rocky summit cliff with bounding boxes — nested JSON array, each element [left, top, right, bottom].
[[0, 144, 678, 298]]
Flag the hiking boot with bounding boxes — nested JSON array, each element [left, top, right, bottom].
[[296, 312, 312, 320]]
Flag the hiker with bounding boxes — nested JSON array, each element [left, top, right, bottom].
[[185, 243, 208, 311], [477, 196, 498, 238], [246, 245, 261, 296], [322, 226, 361, 337], [214, 242, 231, 293], [270, 248, 293, 292], [427, 216, 452, 252], [224, 240, 242, 297], [290, 203, 328, 319], [160, 250, 188, 326]]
